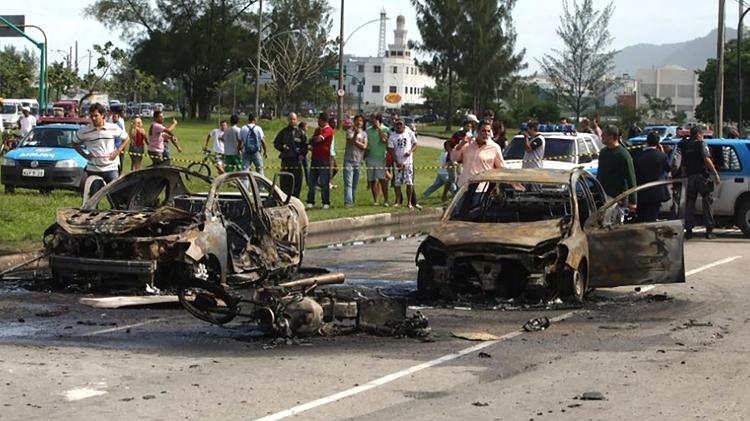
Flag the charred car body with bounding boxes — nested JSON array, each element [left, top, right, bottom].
[[43, 166, 308, 289], [416, 168, 687, 302]]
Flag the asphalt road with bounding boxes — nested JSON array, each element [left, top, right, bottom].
[[0, 229, 749, 420]]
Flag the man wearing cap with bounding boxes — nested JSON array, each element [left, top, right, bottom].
[[634, 131, 670, 223], [19, 106, 36, 137], [672, 126, 721, 239], [596, 125, 637, 220]]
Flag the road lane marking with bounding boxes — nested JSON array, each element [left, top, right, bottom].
[[81, 319, 160, 336], [637, 255, 743, 294], [254, 311, 576, 421]]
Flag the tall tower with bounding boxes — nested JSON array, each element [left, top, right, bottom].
[[377, 8, 387, 57]]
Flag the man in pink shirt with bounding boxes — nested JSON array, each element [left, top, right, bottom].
[[451, 120, 505, 186], [147, 110, 178, 164]]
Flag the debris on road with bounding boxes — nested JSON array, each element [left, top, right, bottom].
[[522, 316, 551, 332], [478, 352, 492, 359], [79, 296, 179, 309], [451, 331, 500, 341], [579, 391, 606, 401], [472, 401, 489, 407]]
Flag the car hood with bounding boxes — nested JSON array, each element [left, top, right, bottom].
[[428, 219, 563, 250], [504, 159, 579, 170], [8, 147, 87, 166], [55, 207, 195, 236]]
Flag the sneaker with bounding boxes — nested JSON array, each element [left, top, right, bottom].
[[414, 204, 423, 211], [383, 202, 390, 207], [306, 203, 314, 209], [323, 204, 330, 209]]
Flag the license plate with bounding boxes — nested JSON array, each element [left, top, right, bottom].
[[22, 168, 45, 177]]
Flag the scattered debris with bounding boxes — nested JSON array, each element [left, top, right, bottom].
[[579, 391, 606, 401], [451, 331, 500, 341], [472, 401, 489, 407], [598, 324, 639, 330], [79, 296, 179, 309], [672, 319, 714, 331], [522, 316, 551, 332], [478, 352, 492, 359], [646, 293, 672, 302], [33, 307, 69, 317], [142, 395, 156, 400]]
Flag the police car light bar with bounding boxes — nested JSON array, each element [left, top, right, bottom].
[[538, 124, 576, 133]]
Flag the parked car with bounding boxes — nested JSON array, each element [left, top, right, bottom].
[[503, 129, 603, 171], [1, 123, 88, 193], [402, 117, 417, 135], [43, 166, 309, 289], [416, 168, 686, 301], [416, 114, 439, 124], [629, 136, 750, 236]]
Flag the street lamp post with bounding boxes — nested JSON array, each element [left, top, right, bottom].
[[254, 0, 263, 115], [738, 4, 750, 136]]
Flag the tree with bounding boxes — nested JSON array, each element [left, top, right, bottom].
[[0, 46, 37, 98], [47, 62, 79, 100], [86, 0, 258, 119], [79, 42, 126, 103], [458, 0, 525, 114], [539, 0, 616, 122], [109, 59, 158, 104], [643, 94, 674, 122], [411, 0, 463, 131], [695, 36, 750, 124]]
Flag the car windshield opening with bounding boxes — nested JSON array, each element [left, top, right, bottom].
[[503, 137, 576, 163], [449, 182, 572, 223], [20, 129, 77, 148]]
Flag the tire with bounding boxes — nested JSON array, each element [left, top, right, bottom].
[[561, 261, 587, 304], [737, 199, 750, 238], [178, 279, 238, 325], [417, 261, 439, 301], [186, 163, 211, 179]]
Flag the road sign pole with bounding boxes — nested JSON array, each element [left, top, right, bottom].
[[0, 16, 47, 110]]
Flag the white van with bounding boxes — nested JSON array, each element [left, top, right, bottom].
[[1, 99, 22, 129], [20, 99, 39, 116]]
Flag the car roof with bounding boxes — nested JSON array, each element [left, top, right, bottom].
[[468, 168, 575, 184], [33, 123, 81, 130]]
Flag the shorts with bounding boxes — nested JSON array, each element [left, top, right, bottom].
[[394, 163, 414, 187], [224, 154, 243, 172], [129, 144, 144, 156], [365, 158, 386, 181], [213, 153, 224, 166]]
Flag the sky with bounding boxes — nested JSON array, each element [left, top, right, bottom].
[[0, 0, 746, 76]]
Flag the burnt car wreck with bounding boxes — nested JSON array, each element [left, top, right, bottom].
[[416, 168, 687, 302], [43, 166, 308, 289]]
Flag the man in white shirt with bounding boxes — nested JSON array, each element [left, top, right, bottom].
[[522, 121, 545, 169], [203, 120, 228, 173], [18, 106, 37, 137], [387, 119, 418, 208], [73, 103, 129, 194]]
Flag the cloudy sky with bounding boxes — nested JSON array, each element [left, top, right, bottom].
[[1, 0, 745, 75]]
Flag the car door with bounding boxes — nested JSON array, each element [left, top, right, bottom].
[[706, 143, 747, 215], [253, 174, 303, 266], [584, 179, 686, 288]]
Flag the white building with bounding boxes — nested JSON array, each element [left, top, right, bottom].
[[338, 12, 434, 111], [635, 65, 701, 121]]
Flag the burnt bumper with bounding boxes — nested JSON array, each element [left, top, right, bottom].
[[50, 255, 157, 276]]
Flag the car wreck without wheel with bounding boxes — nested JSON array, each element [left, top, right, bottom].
[[416, 168, 687, 302]]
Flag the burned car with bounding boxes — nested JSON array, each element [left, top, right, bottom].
[[416, 168, 686, 302], [43, 166, 308, 289]]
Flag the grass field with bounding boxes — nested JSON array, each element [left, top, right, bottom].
[[0, 115, 445, 252]]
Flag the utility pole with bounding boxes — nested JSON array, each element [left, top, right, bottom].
[[337, 0, 345, 129], [254, 0, 263, 115], [739, 2, 750, 136], [716, 0, 726, 131]]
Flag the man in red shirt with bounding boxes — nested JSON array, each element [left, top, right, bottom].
[[306, 112, 334, 209]]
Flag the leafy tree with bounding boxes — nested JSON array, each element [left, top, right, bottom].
[[109, 59, 158, 104], [411, 0, 463, 131], [0, 46, 37, 98], [458, 0, 525, 115], [539, 0, 616, 122], [695, 36, 750, 125], [643, 94, 674, 122], [422, 84, 467, 123], [47, 61, 79, 101], [79, 42, 126, 103], [86, 0, 258, 119], [616, 105, 647, 133]]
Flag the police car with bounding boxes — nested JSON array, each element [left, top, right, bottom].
[[628, 135, 750, 237], [1, 123, 88, 193], [503, 124, 603, 171]]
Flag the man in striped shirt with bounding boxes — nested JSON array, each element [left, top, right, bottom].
[[73, 103, 128, 192]]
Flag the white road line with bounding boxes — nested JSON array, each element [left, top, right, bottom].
[[81, 319, 160, 336], [637, 255, 743, 294], [254, 311, 576, 421]]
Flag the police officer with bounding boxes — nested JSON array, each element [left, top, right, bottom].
[[671, 126, 721, 239], [273, 112, 308, 198]]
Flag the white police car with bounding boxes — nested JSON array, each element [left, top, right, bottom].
[[503, 124, 603, 171], [1, 124, 88, 193]]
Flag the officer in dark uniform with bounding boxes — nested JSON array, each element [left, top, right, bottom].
[[671, 126, 721, 239], [634, 131, 670, 223], [273, 112, 308, 197]]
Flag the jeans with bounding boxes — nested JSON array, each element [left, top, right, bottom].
[[281, 160, 303, 198], [85, 169, 119, 196], [307, 159, 331, 205], [422, 173, 455, 198], [343, 160, 361, 205], [685, 174, 715, 230], [243, 151, 264, 175]]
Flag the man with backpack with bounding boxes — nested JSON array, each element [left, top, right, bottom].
[[240, 113, 267, 175]]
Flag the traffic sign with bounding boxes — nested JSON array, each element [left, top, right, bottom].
[[0, 15, 25, 37], [337, 89, 346, 97]]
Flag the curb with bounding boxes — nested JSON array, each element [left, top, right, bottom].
[[307, 208, 442, 248]]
